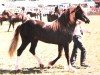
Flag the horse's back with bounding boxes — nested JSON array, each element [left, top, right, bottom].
[[19, 20, 71, 44]]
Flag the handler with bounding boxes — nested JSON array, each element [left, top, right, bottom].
[[70, 21, 90, 67]]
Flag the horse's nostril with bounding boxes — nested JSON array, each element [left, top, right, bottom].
[[85, 21, 89, 23]]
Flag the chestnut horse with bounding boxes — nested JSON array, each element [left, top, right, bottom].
[[2, 10, 27, 31], [8, 11, 28, 32], [27, 11, 39, 19], [9, 5, 90, 71], [0, 10, 9, 25]]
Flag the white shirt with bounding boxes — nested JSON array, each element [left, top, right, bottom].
[[73, 24, 83, 36]]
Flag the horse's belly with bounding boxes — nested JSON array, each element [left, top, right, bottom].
[[34, 30, 69, 44]]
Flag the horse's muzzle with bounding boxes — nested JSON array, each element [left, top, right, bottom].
[[85, 19, 90, 24]]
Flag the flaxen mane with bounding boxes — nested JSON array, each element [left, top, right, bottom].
[[34, 20, 45, 26], [42, 20, 60, 31], [34, 19, 61, 31]]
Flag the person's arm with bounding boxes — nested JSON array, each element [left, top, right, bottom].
[[82, 28, 91, 34]]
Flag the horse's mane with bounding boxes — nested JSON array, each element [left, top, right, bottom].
[[69, 7, 76, 24], [57, 7, 76, 25], [33, 9, 70, 31], [33, 7, 76, 31], [57, 9, 70, 26]]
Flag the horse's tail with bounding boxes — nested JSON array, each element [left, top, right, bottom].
[[9, 25, 21, 57]]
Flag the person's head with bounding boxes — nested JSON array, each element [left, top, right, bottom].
[[22, 7, 25, 11]]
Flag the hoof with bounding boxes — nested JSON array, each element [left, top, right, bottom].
[[49, 61, 54, 66], [47, 64, 53, 69], [64, 65, 76, 73], [39, 64, 44, 69]]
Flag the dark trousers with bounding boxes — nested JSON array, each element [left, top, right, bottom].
[[70, 35, 86, 65]]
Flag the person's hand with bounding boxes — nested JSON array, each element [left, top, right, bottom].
[[76, 21, 81, 24]]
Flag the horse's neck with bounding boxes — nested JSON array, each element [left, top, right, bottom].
[[66, 23, 76, 35]]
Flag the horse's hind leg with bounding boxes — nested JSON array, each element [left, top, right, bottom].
[[8, 22, 14, 32], [16, 38, 30, 70], [29, 39, 44, 69], [48, 45, 63, 66]]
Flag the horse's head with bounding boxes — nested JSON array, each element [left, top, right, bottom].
[[67, 5, 90, 24], [75, 5, 90, 24], [2, 10, 12, 17], [58, 5, 90, 27]]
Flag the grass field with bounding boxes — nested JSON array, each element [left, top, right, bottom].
[[0, 15, 100, 75]]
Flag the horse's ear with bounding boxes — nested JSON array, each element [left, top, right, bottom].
[[76, 4, 81, 9], [78, 4, 81, 6]]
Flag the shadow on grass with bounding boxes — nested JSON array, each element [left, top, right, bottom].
[[0, 65, 85, 74], [0, 66, 65, 74], [0, 67, 42, 74]]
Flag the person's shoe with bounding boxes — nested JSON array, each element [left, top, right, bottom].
[[71, 64, 80, 69], [71, 63, 75, 67], [71, 63, 77, 68], [81, 64, 90, 67]]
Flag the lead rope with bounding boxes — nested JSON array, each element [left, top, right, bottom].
[[80, 26, 83, 35]]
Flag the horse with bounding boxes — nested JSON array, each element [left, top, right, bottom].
[[2, 10, 28, 31], [0, 10, 9, 25], [27, 11, 39, 19], [8, 12, 28, 32], [47, 13, 58, 22], [8, 5, 90, 71], [47, 7, 63, 22]]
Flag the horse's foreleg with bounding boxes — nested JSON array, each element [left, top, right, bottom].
[[49, 45, 63, 66], [16, 56, 20, 70], [12, 23, 15, 31], [34, 55, 44, 69], [16, 38, 30, 70], [0, 21, 3, 25], [29, 39, 44, 69], [63, 44, 69, 65], [63, 44, 75, 72], [8, 23, 11, 32]]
